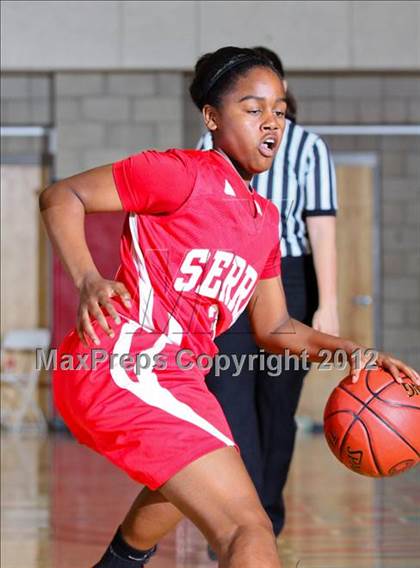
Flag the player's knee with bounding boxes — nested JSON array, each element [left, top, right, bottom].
[[212, 509, 274, 556], [231, 516, 274, 545]]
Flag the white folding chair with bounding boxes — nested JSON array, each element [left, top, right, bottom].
[[1, 328, 51, 432]]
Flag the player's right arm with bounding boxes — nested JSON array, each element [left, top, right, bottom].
[[39, 165, 132, 345], [40, 149, 196, 345]]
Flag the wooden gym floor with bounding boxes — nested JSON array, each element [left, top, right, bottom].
[[1, 432, 419, 568]]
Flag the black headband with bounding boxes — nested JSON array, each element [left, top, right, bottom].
[[201, 53, 269, 105]]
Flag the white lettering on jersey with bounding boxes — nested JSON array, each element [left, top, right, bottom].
[[219, 256, 246, 304], [197, 251, 234, 298], [228, 264, 258, 320], [173, 249, 210, 291], [174, 249, 258, 318]]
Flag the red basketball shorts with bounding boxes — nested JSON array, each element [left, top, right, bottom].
[[53, 316, 237, 490]]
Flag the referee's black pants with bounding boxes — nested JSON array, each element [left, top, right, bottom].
[[205, 255, 318, 536]]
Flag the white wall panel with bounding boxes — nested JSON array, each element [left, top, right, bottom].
[[1, 1, 120, 69], [351, 1, 419, 68], [121, 1, 196, 68], [1, 0, 419, 70], [198, 1, 350, 69]]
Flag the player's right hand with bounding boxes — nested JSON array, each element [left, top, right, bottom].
[[76, 273, 132, 346]]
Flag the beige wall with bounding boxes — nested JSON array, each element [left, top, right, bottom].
[[2, 1, 420, 71], [1, 165, 41, 334]]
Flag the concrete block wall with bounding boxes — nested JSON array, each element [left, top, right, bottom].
[[0, 74, 51, 124], [1, 69, 419, 368], [285, 75, 420, 368], [184, 72, 420, 368], [0, 74, 51, 159], [1, 71, 184, 172], [54, 72, 183, 178], [288, 75, 420, 125]]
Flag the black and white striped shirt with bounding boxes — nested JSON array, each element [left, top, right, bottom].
[[197, 119, 337, 257]]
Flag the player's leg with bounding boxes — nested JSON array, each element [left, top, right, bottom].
[[94, 488, 183, 567], [205, 312, 264, 560], [96, 446, 281, 567], [59, 323, 279, 566], [121, 486, 183, 548], [160, 446, 282, 568]]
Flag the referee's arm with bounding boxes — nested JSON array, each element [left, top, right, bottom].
[[305, 137, 339, 336]]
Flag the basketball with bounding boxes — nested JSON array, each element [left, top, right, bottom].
[[324, 368, 420, 477]]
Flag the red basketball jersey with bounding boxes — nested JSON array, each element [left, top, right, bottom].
[[112, 148, 281, 358], [53, 149, 282, 489]]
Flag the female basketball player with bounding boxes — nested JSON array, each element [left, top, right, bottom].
[[39, 47, 419, 568]]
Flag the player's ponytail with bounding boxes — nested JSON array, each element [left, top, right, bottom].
[[189, 46, 279, 111]]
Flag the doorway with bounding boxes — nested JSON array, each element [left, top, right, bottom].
[[1, 127, 53, 422], [298, 153, 380, 422]]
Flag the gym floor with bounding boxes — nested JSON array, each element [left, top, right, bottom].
[[2, 432, 419, 568]]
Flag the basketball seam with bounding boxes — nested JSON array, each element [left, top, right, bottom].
[[346, 415, 383, 476], [365, 371, 397, 397], [375, 397, 420, 411], [338, 420, 382, 476], [324, 409, 358, 420], [334, 371, 383, 475], [366, 373, 420, 411], [332, 370, 389, 424], [339, 384, 420, 459]]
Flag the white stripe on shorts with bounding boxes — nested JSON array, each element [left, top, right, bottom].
[[110, 319, 235, 448]]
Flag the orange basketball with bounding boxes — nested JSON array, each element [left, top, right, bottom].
[[324, 368, 420, 477]]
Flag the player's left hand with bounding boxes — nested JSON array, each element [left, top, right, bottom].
[[312, 304, 340, 336], [348, 347, 420, 386]]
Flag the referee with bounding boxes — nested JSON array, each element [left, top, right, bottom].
[[198, 47, 339, 541]]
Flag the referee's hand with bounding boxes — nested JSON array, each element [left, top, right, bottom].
[[76, 273, 132, 346], [312, 305, 340, 336]]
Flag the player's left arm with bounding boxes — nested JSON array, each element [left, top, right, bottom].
[[247, 276, 420, 385]]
